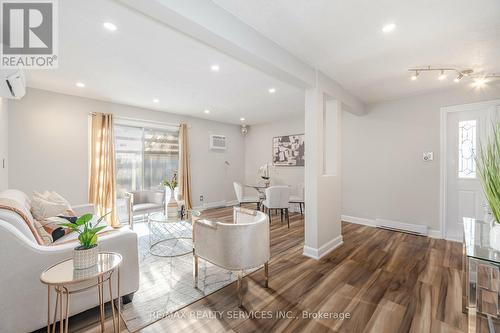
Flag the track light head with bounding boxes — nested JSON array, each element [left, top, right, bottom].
[[411, 71, 419, 81], [438, 70, 447, 81], [454, 73, 464, 83]]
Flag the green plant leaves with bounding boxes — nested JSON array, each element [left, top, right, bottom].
[[477, 122, 500, 223], [60, 212, 111, 249]]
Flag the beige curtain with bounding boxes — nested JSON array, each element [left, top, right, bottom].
[[89, 113, 118, 227], [178, 123, 192, 209]]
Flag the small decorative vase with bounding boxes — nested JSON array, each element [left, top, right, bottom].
[[489, 222, 500, 251], [166, 190, 178, 219], [73, 245, 99, 270]]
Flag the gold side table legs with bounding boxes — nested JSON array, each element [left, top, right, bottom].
[[47, 270, 121, 333]]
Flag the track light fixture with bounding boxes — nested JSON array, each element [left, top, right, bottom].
[[406, 66, 500, 85]]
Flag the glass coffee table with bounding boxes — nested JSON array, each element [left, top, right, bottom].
[[463, 217, 500, 332], [148, 212, 193, 257]]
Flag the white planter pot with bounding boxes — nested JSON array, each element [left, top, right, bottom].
[[73, 245, 99, 270], [489, 223, 500, 251], [164, 186, 178, 218]]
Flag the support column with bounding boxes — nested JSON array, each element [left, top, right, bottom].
[[303, 86, 343, 259]]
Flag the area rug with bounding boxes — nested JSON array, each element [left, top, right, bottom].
[[120, 222, 245, 332]]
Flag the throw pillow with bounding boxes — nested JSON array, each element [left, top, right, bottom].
[[31, 191, 73, 221]]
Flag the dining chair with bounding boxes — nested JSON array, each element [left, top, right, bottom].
[[289, 182, 305, 215], [233, 182, 261, 210], [262, 186, 290, 228]]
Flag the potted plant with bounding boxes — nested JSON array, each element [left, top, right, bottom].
[[161, 172, 178, 218], [476, 123, 500, 249], [61, 213, 109, 269]]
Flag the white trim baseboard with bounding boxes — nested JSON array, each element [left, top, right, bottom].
[[303, 235, 343, 260], [341, 215, 376, 227], [341, 214, 443, 239]]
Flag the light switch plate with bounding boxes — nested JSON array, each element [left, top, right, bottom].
[[423, 152, 433, 161]]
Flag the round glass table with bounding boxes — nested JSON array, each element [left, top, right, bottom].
[[148, 212, 193, 257], [40, 252, 122, 333]]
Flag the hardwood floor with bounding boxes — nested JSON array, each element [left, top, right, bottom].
[[62, 205, 496, 332]]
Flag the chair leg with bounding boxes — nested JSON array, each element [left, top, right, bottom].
[[264, 262, 269, 288], [280, 209, 283, 223], [237, 271, 243, 307], [286, 208, 290, 228], [193, 253, 199, 288], [257, 202, 260, 211], [299, 203, 303, 215]]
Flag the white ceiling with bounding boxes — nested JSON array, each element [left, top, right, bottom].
[[213, 0, 500, 103], [25, 0, 305, 125]]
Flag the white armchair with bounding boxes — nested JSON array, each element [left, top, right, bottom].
[[192, 207, 270, 306], [262, 186, 291, 227]]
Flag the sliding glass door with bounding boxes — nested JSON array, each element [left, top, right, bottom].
[[115, 124, 179, 198]]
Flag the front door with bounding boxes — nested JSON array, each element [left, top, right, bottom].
[[445, 102, 499, 241]]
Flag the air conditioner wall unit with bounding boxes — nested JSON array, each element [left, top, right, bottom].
[[210, 134, 227, 150], [0, 69, 26, 99]]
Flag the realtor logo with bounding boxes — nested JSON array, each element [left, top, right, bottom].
[[1, 0, 58, 68]]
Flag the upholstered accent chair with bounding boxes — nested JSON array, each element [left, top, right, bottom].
[[125, 189, 164, 228], [289, 182, 305, 215], [192, 207, 270, 307], [233, 182, 261, 210], [262, 186, 291, 227]]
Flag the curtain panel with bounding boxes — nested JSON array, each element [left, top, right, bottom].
[[89, 112, 119, 227], [178, 123, 193, 209]]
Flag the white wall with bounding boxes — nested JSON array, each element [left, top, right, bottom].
[[7, 88, 245, 207], [342, 85, 500, 231], [0, 98, 8, 191], [243, 116, 304, 196]]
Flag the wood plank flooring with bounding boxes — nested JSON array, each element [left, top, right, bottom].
[[58, 205, 496, 333]]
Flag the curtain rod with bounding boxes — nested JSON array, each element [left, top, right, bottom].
[[89, 112, 181, 128]]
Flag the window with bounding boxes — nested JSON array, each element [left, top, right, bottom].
[[458, 120, 477, 179], [115, 124, 179, 198]]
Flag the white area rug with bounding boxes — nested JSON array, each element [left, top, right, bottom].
[[121, 222, 242, 332]]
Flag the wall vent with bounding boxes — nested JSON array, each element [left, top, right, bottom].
[[209, 134, 227, 150]]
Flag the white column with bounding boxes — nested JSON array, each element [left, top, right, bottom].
[[303, 87, 343, 259]]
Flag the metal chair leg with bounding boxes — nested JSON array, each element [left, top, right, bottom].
[[237, 271, 243, 307], [193, 253, 199, 288], [264, 262, 269, 288], [286, 208, 290, 228]]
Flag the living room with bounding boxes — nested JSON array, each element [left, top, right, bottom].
[[1, 0, 500, 332]]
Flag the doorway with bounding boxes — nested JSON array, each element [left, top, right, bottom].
[[441, 99, 500, 241]]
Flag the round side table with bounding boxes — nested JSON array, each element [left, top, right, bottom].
[[40, 252, 122, 333]]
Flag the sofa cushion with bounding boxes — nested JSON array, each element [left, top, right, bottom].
[[133, 203, 163, 212]]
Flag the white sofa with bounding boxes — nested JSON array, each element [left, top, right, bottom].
[[0, 189, 140, 333], [193, 207, 270, 307]]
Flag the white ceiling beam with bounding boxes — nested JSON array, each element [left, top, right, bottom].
[[115, 0, 365, 115]]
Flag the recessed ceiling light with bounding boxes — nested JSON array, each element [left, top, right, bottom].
[[153, 98, 159, 103], [204, 109, 210, 114], [382, 23, 396, 33], [268, 88, 276, 94], [438, 70, 447, 80], [75, 82, 85, 88], [103, 22, 117, 31], [240, 117, 245, 122], [210, 65, 220, 72], [410, 71, 419, 81]]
